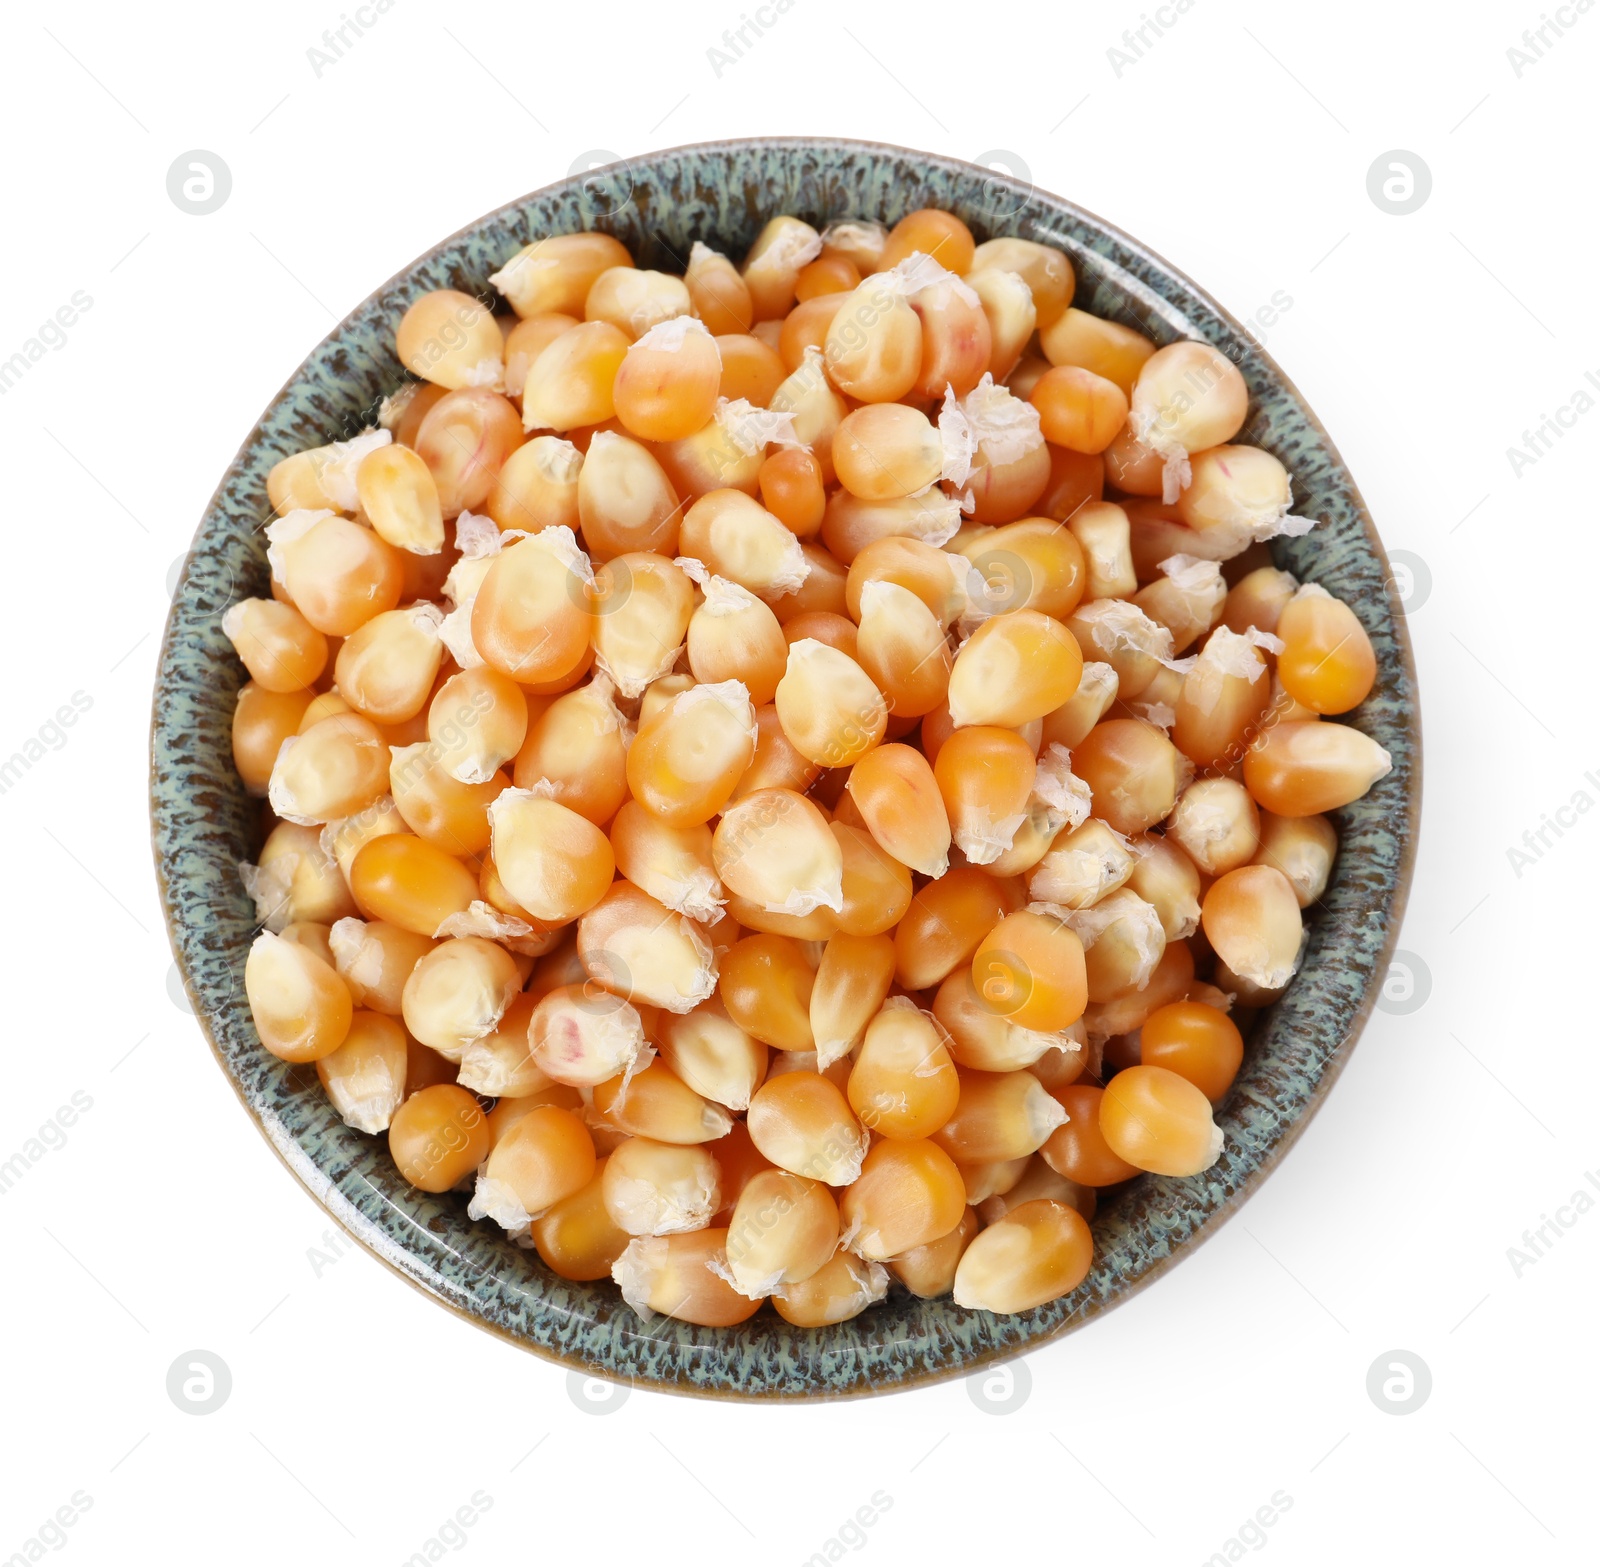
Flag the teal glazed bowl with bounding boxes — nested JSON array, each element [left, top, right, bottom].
[[151, 138, 1420, 1400]]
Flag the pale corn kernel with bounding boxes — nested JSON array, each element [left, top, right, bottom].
[[521, 320, 630, 431], [685, 241, 754, 335], [1040, 660, 1119, 752], [590, 1062, 733, 1145], [486, 434, 583, 533], [267, 429, 389, 516], [638, 673, 696, 726], [469, 1105, 596, 1231], [395, 290, 503, 391], [222, 598, 328, 693], [1081, 939, 1196, 1043], [455, 992, 548, 1097], [823, 275, 923, 403], [1072, 718, 1184, 835], [389, 1084, 490, 1192], [488, 789, 614, 924], [576, 431, 682, 560], [1252, 810, 1337, 908], [1167, 777, 1261, 876], [713, 788, 843, 919], [1202, 864, 1305, 991], [723, 1170, 840, 1297], [846, 999, 960, 1140], [503, 313, 579, 398], [855, 579, 952, 717], [399, 936, 520, 1062], [821, 488, 965, 566], [887, 1206, 980, 1297], [328, 917, 435, 1015], [1100, 1064, 1223, 1177], [957, 517, 1087, 625], [832, 403, 943, 500], [682, 568, 788, 704], [715, 333, 787, 407], [334, 604, 444, 724], [613, 1229, 760, 1325], [269, 511, 404, 637], [316, 1010, 409, 1133], [1176, 446, 1296, 554], [909, 274, 992, 402], [626, 680, 757, 826], [952, 1198, 1094, 1313], [471, 527, 593, 684], [1102, 425, 1168, 497], [680, 488, 808, 602], [978, 1157, 1097, 1226], [1064, 501, 1137, 603], [775, 639, 887, 767], [932, 1068, 1069, 1164], [1028, 817, 1136, 909], [387, 744, 504, 858], [529, 982, 648, 1087], [656, 1000, 767, 1112], [1243, 720, 1392, 816], [609, 801, 722, 923], [780, 293, 849, 373], [585, 266, 692, 339], [1039, 1084, 1141, 1186], [946, 611, 1082, 729], [934, 726, 1036, 865], [578, 881, 718, 1014], [245, 930, 353, 1062], [743, 217, 824, 321], [833, 821, 915, 938], [414, 387, 524, 516], [1140, 1001, 1244, 1103], [960, 375, 1052, 523], [234, 684, 316, 796], [531, 1158, 632, 1281], [845, 742, 951, 877], [1062, 888, 1167, 1003], [1065, 598, 1173, 700], [1223, 564, 1299, 639], [491, 233, 633, 318], [1039, 307, 1155, 394], [781, 610, 859, 659], [820, 221, 888, 274], [971, 236, 1074, 326], [966, 269, 1039, 382], [1275, 584, 1378, 715], [746, 1071, 868, 1185], [1130, 341, 1250, 490], [511, 675, 629, 825], [876, 210, 975, 274], [768, 348, 848, 484], [357, 444, 446, 558], [1133, 555, 1226, 654], [602, 1136, 722, 1236], [957, 1154, 1030, 1205], [589, 552, 693, 698], [652, 397, 767, 499], [808, 932, 896, 1069], [268, 712, 390, 825], [426, 666, 528, 785], [932, 966, 1084, 1075], [1172, 626, 1275, 771], [245, 820, 355, 931], [1124, 833, 1202, 940]]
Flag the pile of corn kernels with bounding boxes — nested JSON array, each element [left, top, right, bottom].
[[228, 206, 1391, 1326]]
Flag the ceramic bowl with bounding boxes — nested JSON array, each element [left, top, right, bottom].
[[151, 137, 1420, 1400]]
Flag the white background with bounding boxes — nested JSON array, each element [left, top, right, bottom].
[[1, 0, 1594, 1562]]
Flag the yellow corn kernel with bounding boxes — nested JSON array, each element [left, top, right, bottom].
[[656, 1000, 767, 1112], [425, 666, 528, 785], [469, 1105, 596, 1230], [829, 821, 912, 939], [1202, 864, 1305, 992], [1039, 307, 1155, 395], [328, 917, 436, 1015], [931, 1067, 1069, 1164], [1040, 661, 1118, 753], [1100, 1063, 1223, 1177], [724, 1169, 840, 1296], [847, 1000, 960, 1140], [772, 1246, 889, 1326], [349, 833, 477, 936], [718, 933, 815, 1051], [683, 569, 788, 705], [832, 403, 944, 500], [967, 268, 1037, 381], [576, 431, 682, 560], [1172, 626, 1275, 771], [454, 992, 548, 1097], [492, 232, 634, 318], [802, 932, 891, 1070], [394, 289, 503, 389], [1252, 810, 1337, 908], [1065, 598, 1173, 700], [1031, 364, 1129, 455], [845, 537, 968, 628], [1175, 446, 1294, 555], [389, 1083, 490, 1193], [269, 512, 404, 637], [221, 598, 328, 693], [503, 313, 579, 397], [612, 1229, 760, 1325], [589, 551, 693, 698], [712, 788, 843, 920], [485, 433, 583, 533], [602, 1136, 722, 1235], [470, 528, 593, 684], [399, 936, 520, 1062], [511, 676, 629, 825], [627, 680, 757, 826], [1124, 833, 1202, 940], [743, 216, 824, 321], [530, 1157, 632, 1281], [679, 488, 808, 603], [887, 1203, 979, 1296], [585, 266, 692, 339], [520, 320, 630, 431], [1133, 555, 1226, 653], [746, 1070, 868, 1185], [389, 743, 505, 858], [605, 800, 717, 923], [934, 726, 1038, 866], [488, 789, 614, 924], [970, 910, 1089, 1035], [612, 317, 722, 442], [333, 605, 443, 725], [1243, 720, 1392, 817], [683, 241, 754, 334], [952, 1197, 1094, 1313], [233, 683, 315, 796], [947, 611, 1082, 729], [932, 966, 1084, 1076], [356, 442, 446, 555], [1071, 718, 1184, 835], [844, 743, 950, 878], [774, 639, 887, 767], [909, 271, 992, 401], [1275, 584, 1378, 715], [822, 275, 923, 404], [855, 579, 952, 717], [1129, 341, 1250, 500], [1167, 777, 1261, 877], [415, 387, 524, 516], [243, 820, 353, 931], [894, 865, 1023, 990], [590, 1062, 733, 1145], [573, 880, 715, 1014], [245, 930, 353, 1063], [780, 292, 848, 373], [1064, 888, 1167, 1003], [1028, 817, 1135, 910]]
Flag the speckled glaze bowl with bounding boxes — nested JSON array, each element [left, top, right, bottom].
[[151, 138, 1420, 1400]]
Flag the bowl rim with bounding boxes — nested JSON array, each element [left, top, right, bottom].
[[151, 134, 1421, 1401]]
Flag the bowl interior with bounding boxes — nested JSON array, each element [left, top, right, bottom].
[[151, 138, 1419, 1400]]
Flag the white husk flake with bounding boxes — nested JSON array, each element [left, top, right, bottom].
[[434, 900, 535, 941], [717, 397, 801, 454], [674, 679, 758, 744], [962, 373, 1044, 465], [634, 314, 711, 353], [898, 487, 964, 546], [239, 859, 292, 932], [884, 251, 980, 308], [611, 1238, 659, 1318], [461, 357, 505, 391], [759, 222, 823, 273], [1031, 745, 1092, 829], [1073, 599, 1176, 664], [437, 600, 483, 668], [467, 1172, 535, 1233], [938, 384, 977, 486]]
